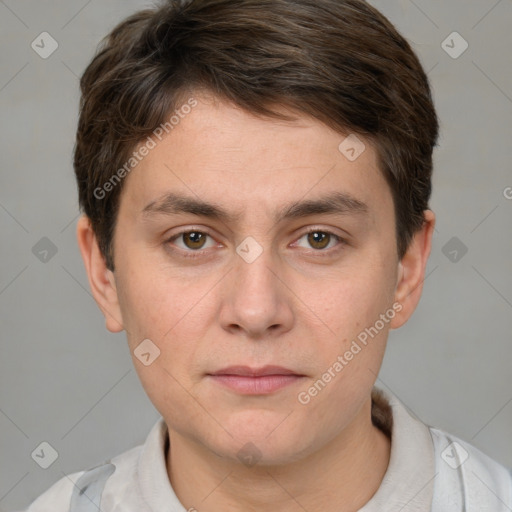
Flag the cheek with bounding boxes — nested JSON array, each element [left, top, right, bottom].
[[297, 255, 397, 395], [115, 267, 208, 418], [115, 263, 214, 377], [294, 279, 392, 432], [308, 265, 396, 341], [116, 258, 198, 340]]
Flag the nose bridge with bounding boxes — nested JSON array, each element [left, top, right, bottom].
[[235, 243, 277, 297], [219, 237, 293, 336], [234, 237, 280, 304]]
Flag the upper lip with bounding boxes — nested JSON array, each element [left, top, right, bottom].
[[208, 365, 302, 377]]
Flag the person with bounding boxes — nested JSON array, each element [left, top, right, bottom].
[[20, 0, 512, 510]]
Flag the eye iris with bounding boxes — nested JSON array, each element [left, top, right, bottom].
[[308, 231, 330, 250], [183, 232, 206, 249]]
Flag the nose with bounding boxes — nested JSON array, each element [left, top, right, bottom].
[[218, 245, 294, 340]]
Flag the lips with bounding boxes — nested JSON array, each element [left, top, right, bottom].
[[208, 365, 302, 377], [207, 365, 305, 394]]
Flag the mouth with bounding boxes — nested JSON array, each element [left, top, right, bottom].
[[206, 365, 306, 395]]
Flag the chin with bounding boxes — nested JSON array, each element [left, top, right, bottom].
[[211, 416, 314, 466], [220, 407, 293, 439]]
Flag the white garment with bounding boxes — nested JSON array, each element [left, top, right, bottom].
[[20, 387, 512, 511]]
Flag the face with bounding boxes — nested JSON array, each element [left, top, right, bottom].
[[91, 92, 417, 465]]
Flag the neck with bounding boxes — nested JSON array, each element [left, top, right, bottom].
[[166, 395, 391, 512]]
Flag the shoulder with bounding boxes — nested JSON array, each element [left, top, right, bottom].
[[23, 469, 86, 511], [429, 426, 512, 510], [22, 444, 143, 511]]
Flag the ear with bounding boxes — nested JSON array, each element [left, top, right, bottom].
[[76, 215, 124, 333], [390, 210, 435, 329]]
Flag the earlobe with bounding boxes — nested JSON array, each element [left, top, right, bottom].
[[76, 215, 124, 333], [390, 210, 435, 330]]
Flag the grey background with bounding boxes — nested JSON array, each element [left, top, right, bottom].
[[1, 0, 511, 509]]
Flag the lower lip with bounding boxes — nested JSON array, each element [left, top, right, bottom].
[[208, 374, 304, 394]]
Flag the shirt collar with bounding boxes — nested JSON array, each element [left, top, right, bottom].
[[360, 387, 436, 511], [137, 416, 185, 511]]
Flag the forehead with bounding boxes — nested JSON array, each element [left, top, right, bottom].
[[120, 93, 393, 225]]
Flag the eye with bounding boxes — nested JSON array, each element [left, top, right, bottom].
[[167, 230, 217, 253], [294, 229, 345, 252], [164, 227, 346, 259]]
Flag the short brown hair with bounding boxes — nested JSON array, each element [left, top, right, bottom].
[[75, 0, 439, 270]]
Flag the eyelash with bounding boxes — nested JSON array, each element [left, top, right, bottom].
[[164, 227, 347, 259]]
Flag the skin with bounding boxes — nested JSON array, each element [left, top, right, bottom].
[[77, 91, 435, 512]]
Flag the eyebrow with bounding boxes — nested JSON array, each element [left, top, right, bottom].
[[142, 191, 369, 224]]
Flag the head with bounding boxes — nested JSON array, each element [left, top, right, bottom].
[[76, 0, 438, 466]]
